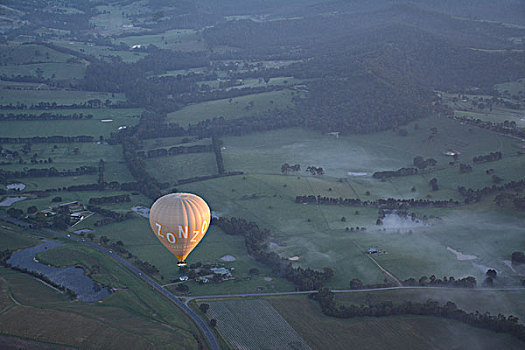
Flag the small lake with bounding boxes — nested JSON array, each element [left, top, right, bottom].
[[0, 196, 27, 206], [7, 240, 112, 302]]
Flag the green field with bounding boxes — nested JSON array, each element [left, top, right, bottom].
[[270, 295, 525, 350], [145, 152, 218, 184], [53, 41, 147, 63], [167, 89, 297, 126], [115, 29, 205, 52], [174, 113, 525, 287], [0, 44, 76, 65], [0, 62, 86, 80]]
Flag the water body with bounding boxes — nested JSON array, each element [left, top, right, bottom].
[[6, 183, 25, 191], [0, 196, 27, 206], [7, 240, 112, 302]]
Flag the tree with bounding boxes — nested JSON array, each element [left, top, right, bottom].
[[281, 163, 290, 174], [209, 319, 217, 328], [249, 268, 260, 275], [350, 278, 363, 289], [27, 206, 38, 214], [199, 303, 210, 314], [486, 269, 497, 278]]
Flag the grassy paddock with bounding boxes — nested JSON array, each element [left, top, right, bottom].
[[269, 295, 525, 350], [167, 89, 296, 126]]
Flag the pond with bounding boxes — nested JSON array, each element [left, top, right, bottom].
[[7, 240, 112, 302], [0, 196, 27, 206]]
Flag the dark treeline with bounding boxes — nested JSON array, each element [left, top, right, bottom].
[[373, 167, 419, 179], [187, 110, 299, 138], [0, 135, 94, 144], [176, 171, 243, 185], [458, 179, 525, 204], [452, 116, 525, 139], [137, 144, 213, 158], [122, 137, 163, 199], [88, 194, 131, 206], [0, 166, 96, 179], [413, 156, 437, 170], [0, 112, 94, 121], [86, 205, 134, 225], [473, 152, 503, 164], [212, 136, 225, 175], [311, 289, 525, 342], [26, 182, 141, 196], [401, 275, 477, 288], [296, 195, 459, 209], [214, 217, 333, 290], [0, 100, 130, 110]]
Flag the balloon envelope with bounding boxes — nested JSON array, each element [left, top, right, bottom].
[[149, 193, 211, 263]]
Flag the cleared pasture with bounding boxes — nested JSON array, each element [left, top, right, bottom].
[[0, 62, 86, 80], [115, 29, 205, 52], [53, 41, 147, 63], [206, 299, 310, 350], [145, 152, 217, 184], [269, 295, 525, 350], [0, 44, 75, 64], [167, 89, 296, 126]]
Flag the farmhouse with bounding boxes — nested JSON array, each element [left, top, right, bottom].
[[368, 248, 378, 254]]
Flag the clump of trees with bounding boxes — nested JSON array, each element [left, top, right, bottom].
[[373, 167, 418, 179], [413, 156, 437, 170], [473, 151, 502, 164], [214, 217, 333, 290]]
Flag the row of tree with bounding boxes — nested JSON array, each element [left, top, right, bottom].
[[311, 289, 525, 342], [88, 194, 131, 206], [473, 151, 503, 164], [0, 135, 94, 144], [0, 166, 97, 179], [136, 144, 213, 158], [295, 195, 460, 209], [373, 167, 418, 179], [457, 179, 525, 204], [0, 112, 94, 121]]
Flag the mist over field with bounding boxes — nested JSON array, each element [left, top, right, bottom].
[[0, 1, 524, 349]]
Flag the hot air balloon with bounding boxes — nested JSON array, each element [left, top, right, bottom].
[[149, 193, 211, 267]]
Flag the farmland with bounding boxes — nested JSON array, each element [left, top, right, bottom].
[[269, 295, 525, 350], [206, 299, 310, 349], [1, 0, 525, 348]]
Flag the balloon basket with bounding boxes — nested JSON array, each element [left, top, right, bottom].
[[177, 261, 187, 267]]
